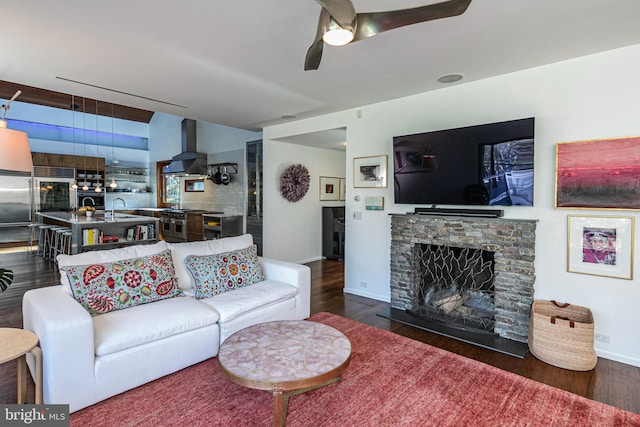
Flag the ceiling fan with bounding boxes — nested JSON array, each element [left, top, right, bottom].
[[305, 0, 472, 70]]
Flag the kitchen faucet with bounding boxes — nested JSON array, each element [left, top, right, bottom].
[[82, 197, 95, 207], [112, 198, 126, 219]]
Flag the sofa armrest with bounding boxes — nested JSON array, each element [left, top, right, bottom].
[[260, 257, 311, 319], [23, 286, 97, 410]]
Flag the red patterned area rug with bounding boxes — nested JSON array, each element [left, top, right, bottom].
[[71, 312, 640, 426]]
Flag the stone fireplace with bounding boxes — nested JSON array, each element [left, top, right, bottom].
[[390, 214, 537, 344]]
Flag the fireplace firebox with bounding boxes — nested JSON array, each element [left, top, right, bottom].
[[410, 244, 496, 333]]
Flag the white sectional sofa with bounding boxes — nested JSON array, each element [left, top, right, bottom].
[[22, 234, 310, 412]]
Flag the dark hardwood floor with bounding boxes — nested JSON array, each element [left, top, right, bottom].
[[1, 251, 639, 415]]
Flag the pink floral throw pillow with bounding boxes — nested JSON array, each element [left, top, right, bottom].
[[61, 249, 183, 316], [184, 244, 264, 299]]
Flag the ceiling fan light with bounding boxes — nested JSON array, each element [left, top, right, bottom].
[[323, 28, 353, 46], [323, 18, 354, 46]]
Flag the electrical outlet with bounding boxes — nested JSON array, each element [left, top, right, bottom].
[[595, 333, 610, 344], [360, 281, 367, 288]]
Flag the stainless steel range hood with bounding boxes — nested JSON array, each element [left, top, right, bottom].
[[162, 119, 208, 176]]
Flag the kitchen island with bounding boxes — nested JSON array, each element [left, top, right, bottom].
[[38, 211, 159, 254]]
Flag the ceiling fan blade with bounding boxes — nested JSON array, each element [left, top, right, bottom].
[[353, 0, 472, 42], [304, 8, 330, 71], [305, 39, 325, 71], [314, 0, 356, 29]]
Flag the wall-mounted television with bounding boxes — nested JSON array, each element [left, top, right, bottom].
[[393, 117, 535, 206]]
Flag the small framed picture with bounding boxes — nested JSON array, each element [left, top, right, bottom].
[[354, 155, 388, 188], [339, 178, 346, 201], [185, 179, 205, 192], [319, 176, 340, 201], [365, 196, 384, 211], [567, 215, 634, 279]]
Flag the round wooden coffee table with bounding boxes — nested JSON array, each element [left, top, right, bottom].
[[0, 328, 42, 404], [218, 320, 351, 427]]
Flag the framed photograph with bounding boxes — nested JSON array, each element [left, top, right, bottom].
[[567, 215, 634, 279], [339, 178, 346, 201], [354, 155, 388, 188], [556, 136, 640, 209], [365, 196, 384, 211], [185, 179, 205, 192], [319, 176, 340, 201]]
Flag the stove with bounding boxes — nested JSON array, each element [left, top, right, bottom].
[[160, 210, 188, 242]]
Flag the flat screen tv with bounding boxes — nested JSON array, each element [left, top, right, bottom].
[[393, 117, 535, 206]]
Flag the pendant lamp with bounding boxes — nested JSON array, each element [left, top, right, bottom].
[[82, 98, 89, 191], [109, 103, 117, 189], [94, 100, 102, 193], [71, 94, 79, 189]]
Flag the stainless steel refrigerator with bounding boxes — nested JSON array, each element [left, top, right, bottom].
[[0, 170, 32, 243]]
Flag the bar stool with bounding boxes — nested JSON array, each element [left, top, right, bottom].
[[50, 227, 71, 261], [27, 222, 44, 256], [37, 225, 57, 259], [42, 226, 66, 260], [53, 229, 73, 261]]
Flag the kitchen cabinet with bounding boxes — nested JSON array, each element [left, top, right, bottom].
[[186, 212, 205, 242], [32, 152, 103, 171], [32, 153, 104, 170], [202, 214, 243, 240]]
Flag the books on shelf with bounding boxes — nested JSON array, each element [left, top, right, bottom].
[[83, 223, 155, 246], [82, 228, 104, 246], [126, 224, 155, 241]]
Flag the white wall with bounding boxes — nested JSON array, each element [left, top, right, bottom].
[[263, 43, 640, 367], [262, 139, 346, 264]]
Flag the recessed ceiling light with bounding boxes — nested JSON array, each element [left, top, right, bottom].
[[437, 73, 464, 84], [281, 114, 297, 120]]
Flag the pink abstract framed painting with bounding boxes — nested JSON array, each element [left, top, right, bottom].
[[556, 136, 640, 209]]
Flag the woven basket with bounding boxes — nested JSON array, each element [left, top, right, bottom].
[[528, 300, 597, 371]]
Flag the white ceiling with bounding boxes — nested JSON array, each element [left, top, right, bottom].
[[4, 1, 640, 133]]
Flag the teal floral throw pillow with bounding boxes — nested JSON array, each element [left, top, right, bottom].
[[61, 249, 183, 316], [185, 244, 264, 299]]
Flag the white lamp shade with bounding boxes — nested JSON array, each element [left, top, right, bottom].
[[0, 127, 33, 172], [323, 28, 354, 46]]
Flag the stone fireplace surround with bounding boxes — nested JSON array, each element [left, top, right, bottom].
[[389, 214, 537, 344]]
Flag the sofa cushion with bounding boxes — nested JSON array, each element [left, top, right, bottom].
[[199, 280, 297, 323], [185, 245, 264, 299], [61, 249, 183, 316], [58, 241, 169, 295], [167, 234, 254, 295], [93, 296, 220, 357]]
